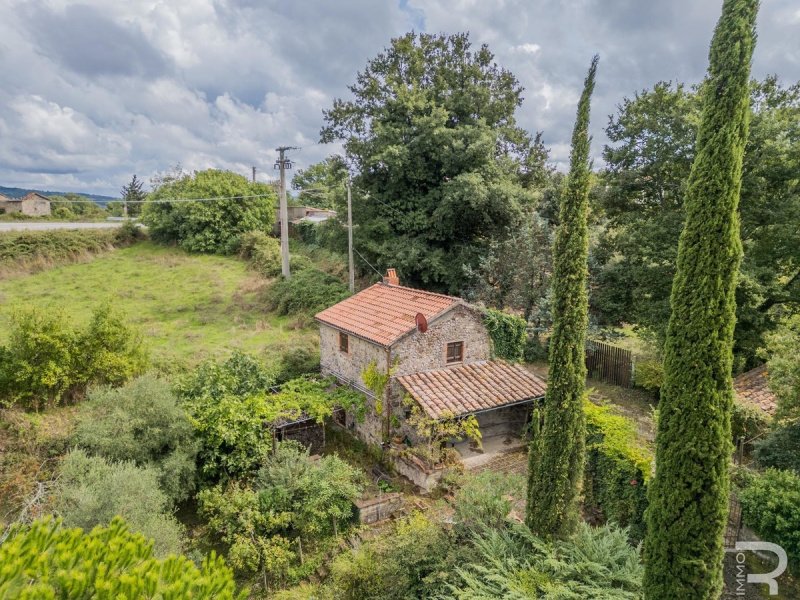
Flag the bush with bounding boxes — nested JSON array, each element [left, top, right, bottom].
[[740, 468, 800, 570], [239, 230, 282, 277], [755, 421, 800, 474], [54, 449, 185, 557], [199, 443, 363, 588], [177, 350, 274, 404], [0, 228, 135, 273], [633, 358, 664, 394], [0, 304, 147, 410], [72, 375, 198, 503], [263, 268, 350, 316], [583, 400, 653, 541], [275, 346, 321, 384], [0, 517, 243, 599], [142, 168, 275, 254], [452, 471, 526, 534], [731, 400, 770, 444], [523, 333, 549, 362], [328, 511, 451, 600]]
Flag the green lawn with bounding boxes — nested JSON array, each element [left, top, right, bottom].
[[0, 242, 315, 368]]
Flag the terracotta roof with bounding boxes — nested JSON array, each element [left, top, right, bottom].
[[396, 360, 547, 419], [315, 282, 460, 346], [734, 364, 777, 416]]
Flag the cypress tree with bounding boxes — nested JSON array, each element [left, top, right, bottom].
[[526, 56, 597, 538], [643, 1, 759, 598]]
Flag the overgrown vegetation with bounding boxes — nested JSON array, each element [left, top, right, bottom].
[[584, 400, 653, 541], [0, 517, 243, 599], [239, 230, 282, 277], [0, 304, 147, 410], [0, 226, 141, 275], [72, 375, 198, 503], [483, 308, 527, 362], [142, 168, 275, 254], [263, 267, 350, 316]]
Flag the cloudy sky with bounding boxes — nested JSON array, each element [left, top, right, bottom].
[[0, 0, 797, 197]]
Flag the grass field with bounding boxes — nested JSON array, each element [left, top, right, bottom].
[[0, 241, 315, 368]]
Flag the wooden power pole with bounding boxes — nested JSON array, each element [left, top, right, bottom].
[[347, 180, 354, 293], [275, 147, 297, 279]]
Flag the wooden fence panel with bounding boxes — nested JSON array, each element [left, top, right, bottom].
[[585, 340, 633, 388]]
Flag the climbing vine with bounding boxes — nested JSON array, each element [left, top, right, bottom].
[[403, 395, 482, 467], [482, 308, 527, 362], [361, 361, 394, 416]]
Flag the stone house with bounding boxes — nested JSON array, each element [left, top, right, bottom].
[[315, 270, 546, 487], [0, 192, 51, 216]]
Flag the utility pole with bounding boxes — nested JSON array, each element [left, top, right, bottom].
[[275, 146, 297, 279], [251, 166, 256, 183], [347, 179, 354, 292]]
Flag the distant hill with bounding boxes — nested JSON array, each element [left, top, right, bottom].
[[0, 186, 119, 205]]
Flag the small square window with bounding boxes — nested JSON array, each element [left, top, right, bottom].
[[446, 341, 463, 364], [339, 332, 349, 353]]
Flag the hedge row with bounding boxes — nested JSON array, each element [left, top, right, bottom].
[[583, 400, 653, 541], [0, 225, 141, 274]]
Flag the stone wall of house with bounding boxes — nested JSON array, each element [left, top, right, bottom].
[[21, 197, 51, 216], [392, 305, 491, 377]]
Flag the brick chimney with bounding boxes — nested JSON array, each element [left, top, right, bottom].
[[384, 268, 400, 286]]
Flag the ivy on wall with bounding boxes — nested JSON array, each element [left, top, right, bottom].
[[482, 308, 527, 362]]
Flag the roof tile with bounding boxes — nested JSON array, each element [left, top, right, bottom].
[[315, 282, 460, 346], [397, 360, 547, 419], [734, 364, 777, 416]]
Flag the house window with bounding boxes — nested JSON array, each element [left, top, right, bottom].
[[446, 341, 464, 364], [339, 331, 349, 353]]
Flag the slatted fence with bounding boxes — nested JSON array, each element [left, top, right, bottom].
[[585, 340, 634, 388]]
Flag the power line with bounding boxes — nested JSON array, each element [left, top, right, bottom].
[[353, 248, 383, 278], [50, 193, 276, 204]]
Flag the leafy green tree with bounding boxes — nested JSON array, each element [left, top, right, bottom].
[[0, 517, 242, 599], [526, 56, 598, 539], [292, 155, 349, 209], [321, 32, 549, 293], [595, 76, 800, 368], [120, 173, 147, 217], [643, 1, 759, 597], [764, 315, 800, 420], [142, 168, 275, 254], [54, 449, 185, 557], [73, 374, 198, 503]]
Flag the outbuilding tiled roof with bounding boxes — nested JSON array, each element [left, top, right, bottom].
[[396, 360, 547, 419], [734, 364, 777, 416], [315, 282, 460, 347]]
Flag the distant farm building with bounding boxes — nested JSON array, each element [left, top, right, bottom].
[[273, 205, 336, 236], [0, 192, 51, 216]]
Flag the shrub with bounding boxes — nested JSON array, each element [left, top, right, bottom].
[[239, 230, 282, 277], [54, 449, 185, 557], [754, 421, 800, 473], [289, 254, 314, 272], [448, 522, 643, 599], [523, 333, 549, 362], [740, 468, 800, 570], [176, 350, 274, 404], [328, 511, 451, 600], [72, 375, 198, 503], [0, 517, 243, 599], [583, 400, 653, 541], [199, 443, 363, 588], [452, 471, 526, 533], [0, 228, 135, 274], [0, 304, 147, 410], [263, 268, 350, 316], [633, 358, 664, 394], [483, 308, 527, 362], [731, 400, 770, 444], [142, 168, 275, 254], [275, 346, 321, 384]]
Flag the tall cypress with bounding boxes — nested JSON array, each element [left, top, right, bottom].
[[526, 56, 597, 538], [643, 1, 759, 598]]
